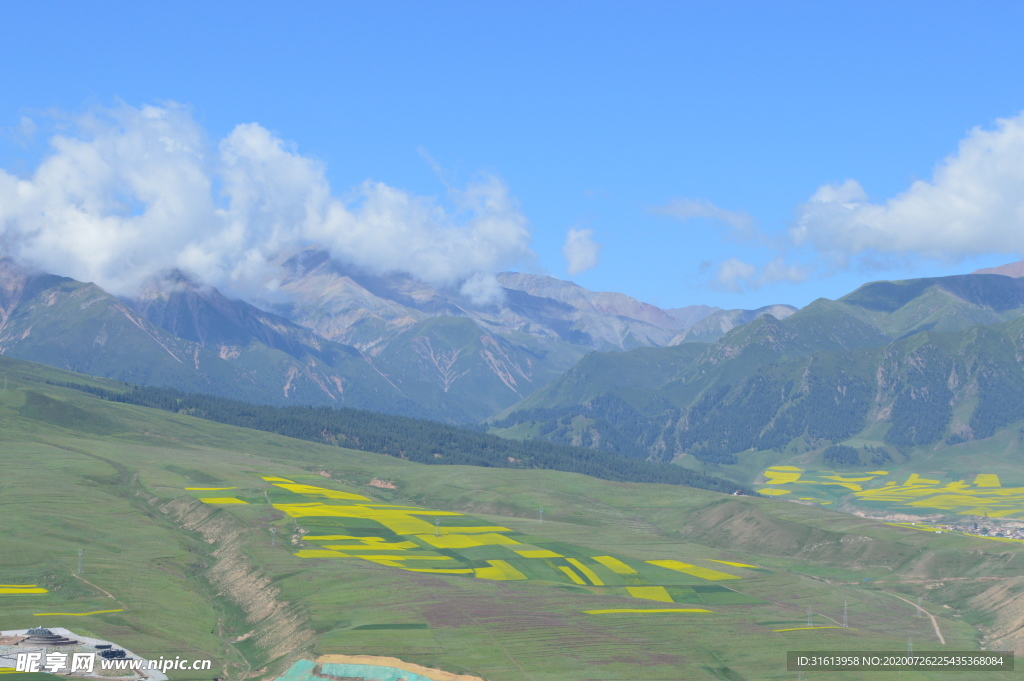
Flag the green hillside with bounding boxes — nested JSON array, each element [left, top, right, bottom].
[[45, 372, 744, 494], [1, 356, 1022, 680], [492, 274, 1024, 472]]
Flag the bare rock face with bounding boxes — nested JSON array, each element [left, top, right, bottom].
[[974, 260, 1024, 277], [668, 304, 798, 345], [270, 249, 739, 354]]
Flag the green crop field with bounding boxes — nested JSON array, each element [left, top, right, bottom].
[[0, 356, 1021, 680]]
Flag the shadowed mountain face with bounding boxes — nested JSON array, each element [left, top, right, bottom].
[[128, 270, 337, 361], [0, 260, 415, 413], [493, 272, 1024, 463]]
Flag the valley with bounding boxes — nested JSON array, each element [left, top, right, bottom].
[[5, 11, 1024, 680], [9, 258, 1024, 679], [1, 356, 1021, 679]]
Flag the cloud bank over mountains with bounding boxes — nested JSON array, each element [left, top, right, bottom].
[[793, 112, 1024, 260], [662, 110, 1024, 292], [0, 103, 534, 303]]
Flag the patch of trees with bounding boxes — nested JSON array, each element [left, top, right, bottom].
[[49, 381, 753, 495], [969, 369, 1024, 440], [676, 375, 786, 464], [823, 445, 860, 466], [884, 348, 953, 447], [823, 444, 892, 467], [864, 445, 893, 465]]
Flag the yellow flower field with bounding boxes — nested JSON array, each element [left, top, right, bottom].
[[209, 476, 759, 611], [0, 585, 48, 594], [759, 466, 1024, 518]]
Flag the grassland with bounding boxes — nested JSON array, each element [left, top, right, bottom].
[[1, 356, 1022, 680]]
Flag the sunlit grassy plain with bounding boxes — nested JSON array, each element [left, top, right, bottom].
[[1, 356, 1021, 680]]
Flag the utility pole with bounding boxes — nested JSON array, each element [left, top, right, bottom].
[[270, 528, 277, 546], [843, 600, 848, 628], [77, 548, 83, 576], [435, 518, 441, 537], [807, 607, 812, 627], [539, 507, 543, 523]]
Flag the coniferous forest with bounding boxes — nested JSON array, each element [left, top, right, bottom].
[[50, 380, 752, 495]]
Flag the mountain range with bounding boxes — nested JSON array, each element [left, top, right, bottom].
[[492, 267, 1024, 475], [0, 252, 789, 423], [9, 250, 1024, 485]]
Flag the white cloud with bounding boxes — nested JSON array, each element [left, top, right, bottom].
[[793, 111, 1024, 259], [713, 258, 758, 292], [459, 271, 504, 305], [0, 103, 534, 301], [761, 257, 811, 285], [562, 227, 600, 275], [653, 198, 757, 240], [711, 256, 809, 293]]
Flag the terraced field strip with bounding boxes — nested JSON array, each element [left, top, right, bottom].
[[565, 558, 604, 585], [557, 565, 586, 585], [33, 609, 124, 616], [584, 608, 713, 614], [646, 560, 740, 581], [626, 586, 673, 603], [592, 556, 638, 574], [0, 586, 47, 594]]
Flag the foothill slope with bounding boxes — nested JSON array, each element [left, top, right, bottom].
[[0, 356, 1021, 680]]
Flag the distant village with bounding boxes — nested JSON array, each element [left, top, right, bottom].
[[937, 519, 1024, 542]]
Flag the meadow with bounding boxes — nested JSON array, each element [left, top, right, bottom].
[[1, 355, 1021, 680]]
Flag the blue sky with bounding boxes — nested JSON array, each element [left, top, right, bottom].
[[3, 2, 1024, 310]]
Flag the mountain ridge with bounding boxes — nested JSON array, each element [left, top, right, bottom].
[[0, 255, 788, 423], [492, 270, 1024, 469]]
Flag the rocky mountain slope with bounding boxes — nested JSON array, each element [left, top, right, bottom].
[[668, 303, 797, 344], [271, 249, 723, 352], [975, 259, 1024, 277], [0, 259, 415, 413], [0, 254, 789, 423]]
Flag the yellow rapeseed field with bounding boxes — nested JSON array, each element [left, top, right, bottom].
[[253, 474, 748, 600], [757, 466, 1024, 519]]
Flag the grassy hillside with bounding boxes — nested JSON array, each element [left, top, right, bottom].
[[41, 372, 744, 494], [1, 357, 1022, 680], [493, 274, 1024, 472]]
